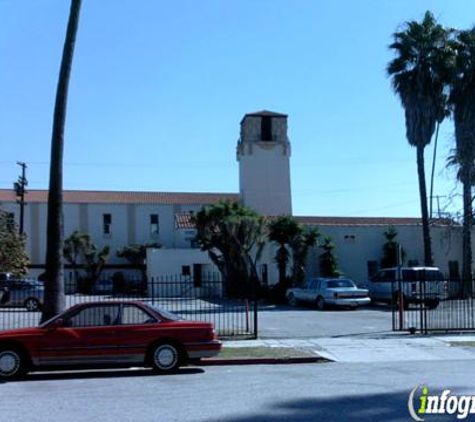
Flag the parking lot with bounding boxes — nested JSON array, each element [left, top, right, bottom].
[[0, 298, 395, 338], [258, 303, 394, 338]]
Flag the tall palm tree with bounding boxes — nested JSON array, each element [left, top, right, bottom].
[[387, 11, 453, 266], [42, 0, 82, 322], [448, 28, 475, 296]]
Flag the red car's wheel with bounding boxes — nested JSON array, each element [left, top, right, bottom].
[[0, 348, 28, 379], [150, 343, 182, 373]]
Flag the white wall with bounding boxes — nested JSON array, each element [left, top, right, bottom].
[[133, 204, 175, 248], [146, 248, 217, 280], [238, 143, 292, 216], [304, 225, 463, 287]]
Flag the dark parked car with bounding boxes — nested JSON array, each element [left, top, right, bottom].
[[0, 279, 44, 311]]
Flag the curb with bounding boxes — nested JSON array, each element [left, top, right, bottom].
[[196, 356, 329, 366]]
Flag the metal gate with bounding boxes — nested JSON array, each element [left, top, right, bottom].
[[0, 274, 259, 338], [392, 276, 475, 333]]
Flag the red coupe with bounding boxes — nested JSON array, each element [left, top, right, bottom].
[[0, 300, 221, 379]]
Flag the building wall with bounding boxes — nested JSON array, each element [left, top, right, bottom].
[[2, 198, 468, 290], [304, 225, 463, 287], [146, 248, 217, 279], [0, 201, 198, 269]]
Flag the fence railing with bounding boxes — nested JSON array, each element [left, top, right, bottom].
[[0, 274, 258, 338], [392, 278, 475, 333]]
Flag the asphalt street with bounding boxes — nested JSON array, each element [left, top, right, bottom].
[[2, 360, 474, 422]]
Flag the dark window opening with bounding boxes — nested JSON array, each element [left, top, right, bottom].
[[182, 265, 191, 276], [103, 214, 112, 235], [193, 264, 202, 288], [261, 116, 272, 141], [150, 214, 159, 237]]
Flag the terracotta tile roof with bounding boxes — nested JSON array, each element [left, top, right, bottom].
[[295, 216, 455, 227], [0, 189, 239, 206], [175, 213, 197, 230], [174, 213, 455, 229]]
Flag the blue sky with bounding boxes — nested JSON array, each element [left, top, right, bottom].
[[1, 0, 474, 218]]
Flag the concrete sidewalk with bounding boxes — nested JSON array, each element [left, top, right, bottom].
[[222, 335, 475, 363]]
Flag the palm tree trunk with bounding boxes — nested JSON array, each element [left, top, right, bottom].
[[461, 166, 473, 297], [276, 246, 288, 286], [42, 0, 82, 322], [416, 146, 433, 266], [429, 122, 440, 219]]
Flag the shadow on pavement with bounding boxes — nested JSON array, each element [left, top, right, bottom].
[[2, 367, 204, 383], [207, 389, 465, 422]]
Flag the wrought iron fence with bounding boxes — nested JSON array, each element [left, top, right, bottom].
[[0, 273, 258, 338], [392, 277, 475, 333]]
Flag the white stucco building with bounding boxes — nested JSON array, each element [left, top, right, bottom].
[[0, 110, 466, 287]]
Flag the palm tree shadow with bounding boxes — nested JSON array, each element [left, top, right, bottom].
[[207, 389, 467, 422]]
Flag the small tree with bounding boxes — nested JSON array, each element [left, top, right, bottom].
[[0, 212, 29, 277], [84, 244, 110, 293], [63, 230, 91, 282], [319, 236, 341, 277], [116, 242, 161, 286], [63, 231, 110, 293], [381, 226, 405, 268], [193, 201, 266, 297]]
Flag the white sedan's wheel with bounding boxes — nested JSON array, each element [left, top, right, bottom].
[[152, 343, 181, 373], [0, 349, 25, 379], [316, 296, 325, 311]]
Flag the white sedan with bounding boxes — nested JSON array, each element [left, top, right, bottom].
[[286, 278, 371, 310]]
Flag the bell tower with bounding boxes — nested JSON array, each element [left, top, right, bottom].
[[236, 110, 292, 216]]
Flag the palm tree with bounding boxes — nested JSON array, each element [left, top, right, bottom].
[[268, 216, 300, 287], [289, 228, 319, 286], [387, 11, 453, 267], [42, 0, 82, 322], [319, 236, 341, 278], [448, 28, 475, 296]]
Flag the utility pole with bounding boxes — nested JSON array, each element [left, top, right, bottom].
[[430, 195, 445, 219], [14, 162, 27, 235]]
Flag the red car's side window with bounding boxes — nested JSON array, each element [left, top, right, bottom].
[[121, 305, 157, 325], [63, 305, 121, 328]]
